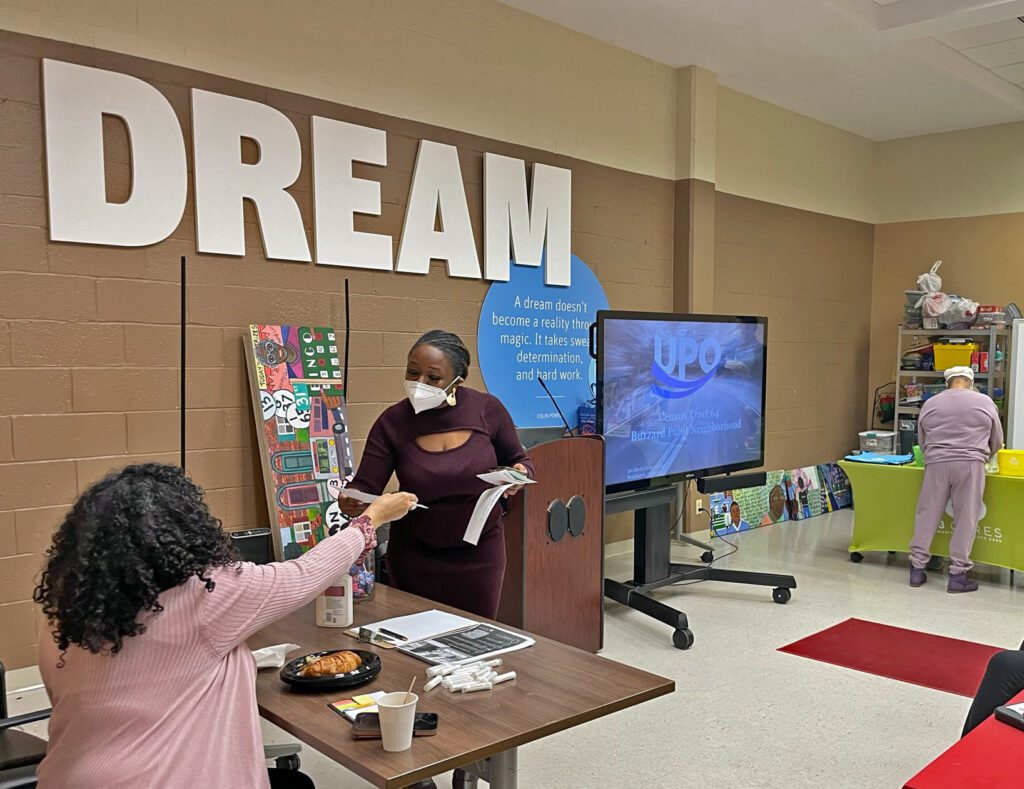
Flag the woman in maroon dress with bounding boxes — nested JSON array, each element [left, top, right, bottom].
[[339, 330, 533, 620]]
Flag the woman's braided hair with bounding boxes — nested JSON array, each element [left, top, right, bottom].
[[412, 330, 471, 380]]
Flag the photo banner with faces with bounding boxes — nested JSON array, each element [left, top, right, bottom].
[[244, 325, 373, 602], [709, 464, 850, 536]]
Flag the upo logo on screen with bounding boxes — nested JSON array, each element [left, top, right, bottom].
[[651, 335, 721, 398]]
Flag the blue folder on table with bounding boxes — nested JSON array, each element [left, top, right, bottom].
[[844, 452, 914, 466]]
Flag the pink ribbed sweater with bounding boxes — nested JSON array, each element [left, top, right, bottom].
[[36, 527, 365, 789]]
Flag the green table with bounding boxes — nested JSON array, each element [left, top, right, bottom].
[[840, 461, 1024, 572]]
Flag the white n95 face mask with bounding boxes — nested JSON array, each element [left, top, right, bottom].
[[404, 377, 462, 414]]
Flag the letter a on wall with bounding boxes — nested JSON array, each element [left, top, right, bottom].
[[396, 140, 481, 279]]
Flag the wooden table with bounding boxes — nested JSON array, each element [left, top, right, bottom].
[[250, 585, 674, 788]]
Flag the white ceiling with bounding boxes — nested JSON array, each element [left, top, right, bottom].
[[499, 0, 1024, 140]]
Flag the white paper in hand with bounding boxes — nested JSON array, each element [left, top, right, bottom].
[[464, 484, 515, 545], [332, 483, 428, 510], [336, 487, 380, 505], [477, 468, 536, 486]]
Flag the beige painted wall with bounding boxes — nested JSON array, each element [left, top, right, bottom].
[[0, 0, 679, 180], [875, 122, 1024, 223], [716, 193, 876, 469], [868, 214, 1024, 420], [715, 87, 878, 224], [715, 89, 1024, 227]]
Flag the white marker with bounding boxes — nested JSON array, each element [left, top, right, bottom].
[[424, 675, 444, 692]]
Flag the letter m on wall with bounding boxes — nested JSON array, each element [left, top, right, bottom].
[[483, 153, 571, 287]]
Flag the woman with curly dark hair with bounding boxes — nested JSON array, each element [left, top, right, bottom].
[[33, 463, 417, 789]]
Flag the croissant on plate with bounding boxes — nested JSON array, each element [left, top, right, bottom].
[[301, 650, 362, 677]]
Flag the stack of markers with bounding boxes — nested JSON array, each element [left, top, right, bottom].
[[422, 658, 516, 694]]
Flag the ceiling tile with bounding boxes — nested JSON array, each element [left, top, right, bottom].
[[940, 19, 1024, 52], [992, 61, 1024, 83], [500, 0, 1024, 140], [962, 35, 1024, 68]]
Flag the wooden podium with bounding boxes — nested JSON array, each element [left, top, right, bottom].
[[497, 436, 605, 653]]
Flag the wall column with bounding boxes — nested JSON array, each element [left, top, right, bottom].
[[673, 65, 717, 314]]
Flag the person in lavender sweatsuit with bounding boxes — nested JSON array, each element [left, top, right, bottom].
[[909, 365, 1003, 593]]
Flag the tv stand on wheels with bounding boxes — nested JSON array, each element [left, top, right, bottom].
[[603, 486, 797, 650]]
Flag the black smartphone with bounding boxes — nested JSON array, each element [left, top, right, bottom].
[[994, 703, 1024, 732], [351, 712, 439, 739]]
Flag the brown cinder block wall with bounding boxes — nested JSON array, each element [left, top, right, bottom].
[[714, 193, 876, 470], [0, 31, 675, 667], [0, 29, 881, 668]]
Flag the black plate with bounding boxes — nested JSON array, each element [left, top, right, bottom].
[[280, 649, 381, 692]]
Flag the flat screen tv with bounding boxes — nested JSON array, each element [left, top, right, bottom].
[[596, 311, 767, 493]]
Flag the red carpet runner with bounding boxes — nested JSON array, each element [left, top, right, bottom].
[[779, 618, 1005, 697]]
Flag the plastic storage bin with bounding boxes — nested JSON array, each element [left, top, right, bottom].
[[933, 342, 978, 370], [997, 449, 1024, 477], [860, 430, 897, 454]]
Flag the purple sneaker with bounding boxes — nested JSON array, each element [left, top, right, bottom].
[[910, 567, 927, 587], [947, 573, 979, 594]]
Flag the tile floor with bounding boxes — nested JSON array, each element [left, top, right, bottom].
[[8, 510, 1022, 788]]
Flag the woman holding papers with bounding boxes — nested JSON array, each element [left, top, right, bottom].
[[339, 330, 534, 621]]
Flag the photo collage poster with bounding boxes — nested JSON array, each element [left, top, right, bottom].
[[709, 464, 850, 536], [244, 325, 373, 600], [817, 462, 853, 512]]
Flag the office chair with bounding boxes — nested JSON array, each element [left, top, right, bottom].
[[0, 661, 50, 789]]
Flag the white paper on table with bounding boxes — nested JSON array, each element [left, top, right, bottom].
[[463, 483, 515, 545], [356, 610, 477, 642], [477, 469, 537, 486]]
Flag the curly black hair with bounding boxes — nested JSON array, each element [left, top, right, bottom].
[[33, 463, 238, 661], [412, 330, 471, 380]]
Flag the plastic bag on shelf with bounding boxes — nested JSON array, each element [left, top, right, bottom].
[[921, 292, 952, 317], [940, 296, 979, 326], [916, 260, 942, 293]]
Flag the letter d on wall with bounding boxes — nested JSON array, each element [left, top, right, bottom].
[[43, 60, 187, 245]]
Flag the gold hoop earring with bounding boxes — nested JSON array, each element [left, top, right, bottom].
[[447, 389, 457, 407]]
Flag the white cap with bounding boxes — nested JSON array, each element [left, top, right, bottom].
[[944, 365, 974, 384]]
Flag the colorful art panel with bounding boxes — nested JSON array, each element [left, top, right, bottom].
[[709, 464, 845, 536], [785, 466, 823, 521], [245, 325, 370, 597], [711, 470, 791, 536], [817, 462, 853, 512]]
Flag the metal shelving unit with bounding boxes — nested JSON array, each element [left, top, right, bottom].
[[894, 327, 1011, 451]]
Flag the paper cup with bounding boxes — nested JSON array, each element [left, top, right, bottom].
[[377, 691, 418, 752]]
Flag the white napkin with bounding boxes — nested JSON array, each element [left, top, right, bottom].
[[252, 643, 301, 669]]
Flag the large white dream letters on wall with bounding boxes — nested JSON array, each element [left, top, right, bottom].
[[41, 59, 573, 286]]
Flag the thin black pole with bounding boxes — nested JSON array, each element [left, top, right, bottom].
[[343, 278, 350, 399], [180, 255, 187, 470]]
